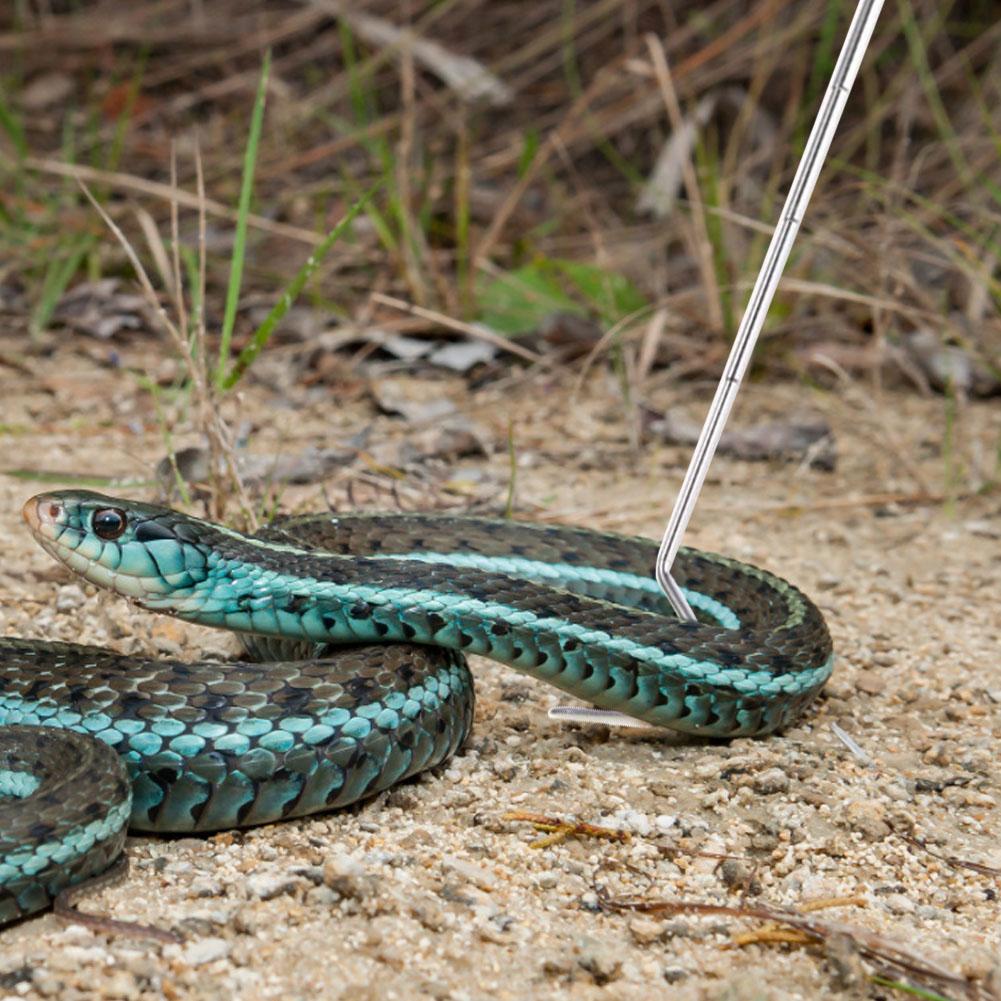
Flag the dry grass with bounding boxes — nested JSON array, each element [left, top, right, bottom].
[[0, 0, 997, 393]]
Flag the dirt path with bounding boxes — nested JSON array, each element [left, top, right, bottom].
[[1, 336, 998, 1000]]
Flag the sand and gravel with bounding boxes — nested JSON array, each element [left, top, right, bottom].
[[0, 335, 998, 1000]]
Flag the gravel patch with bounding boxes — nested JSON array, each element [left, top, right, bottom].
[[0, 336, 998, 999]]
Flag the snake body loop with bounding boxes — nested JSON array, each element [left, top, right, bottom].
[[0, 491, 833, 924]]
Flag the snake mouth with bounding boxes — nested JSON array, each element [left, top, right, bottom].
[[22, 495, 70, 563], [22, 494, 62, 535], [22, 492, 93, 578]]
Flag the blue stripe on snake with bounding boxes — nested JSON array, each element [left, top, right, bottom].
[[0, 491, 833, 924]]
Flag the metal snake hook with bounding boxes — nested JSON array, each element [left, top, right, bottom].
[[553, 0, 884, 728], [653, 0, 884, 618]]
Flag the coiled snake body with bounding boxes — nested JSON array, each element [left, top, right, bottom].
[[0, 491, 833, 924]]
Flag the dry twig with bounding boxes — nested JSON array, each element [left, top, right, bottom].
[[504, 811, 631, 850], [595, 888, 994, 1000]]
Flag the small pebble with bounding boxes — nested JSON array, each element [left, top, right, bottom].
[[855, 670, 886, 695], [843, 801, 890, 841], [246, 871, 301, 901], [181, 937, 230, 967], [655, 814, 678, 832], [535, 871, 559, 889], [575, 936, 622, 985], [719, 858, 752, 889], [323, 854, 377, 899], [610, 809, 651, 836], [30, 971, 63, 998], [45, 945, 111, 972], [628, 918, 665, 945], [102, 970, 142, 1001], [441, 855, 496, 890], [55, 584, 86, 611], [753, 768, 790, 795]]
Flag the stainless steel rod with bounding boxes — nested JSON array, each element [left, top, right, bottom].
[[655, 0, 885, 616]]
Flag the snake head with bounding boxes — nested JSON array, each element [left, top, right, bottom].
[[22, 490, 213, 604]]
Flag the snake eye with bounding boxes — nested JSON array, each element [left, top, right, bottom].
[[92, 508, 127, 541]]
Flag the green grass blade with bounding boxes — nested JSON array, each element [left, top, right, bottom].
[[104, 54, 148, 174], [215, 48, 271, 387], [221, 182, 379, 390], [340, 20, 377, 132], [868, 975, 955, 1001], [796, 0, 845, 151], [454, 118, 472, 315], [30, 234, 92, 338], [695, 133, 735, 334], [959, 60, 1001, 208], [0, 95, 27, 158], [558, 0, 643, 186], [897, 0, 969, 184], [517, 129, 540, 180]]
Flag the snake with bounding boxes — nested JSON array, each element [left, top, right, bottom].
[[0, 489, 833, 925]]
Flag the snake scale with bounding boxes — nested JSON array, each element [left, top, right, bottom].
[[0, 490, 833, 925]]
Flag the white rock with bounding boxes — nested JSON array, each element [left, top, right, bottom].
[[441, 855, 496, 890], [182, 937, 230, 967], [655, 814, 678, 833], [55, 584, 86, 611]]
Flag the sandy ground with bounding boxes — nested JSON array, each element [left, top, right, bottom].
[[0, 333, 999, 1001]]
